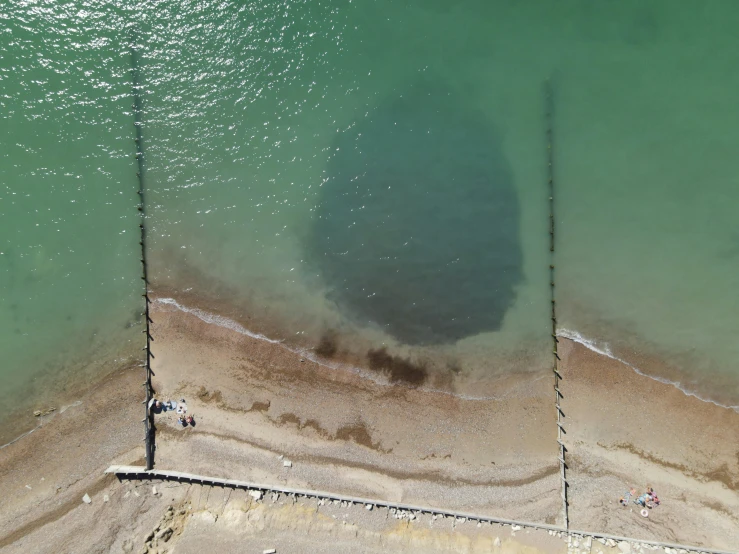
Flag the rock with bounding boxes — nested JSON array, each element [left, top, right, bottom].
[[155, 526, 173, 542], [574, 540, 580, 548], [103, 494, 109, 503], [494, 537, 501, 547], [82, 493, 92, 504], [263, 549, 277, 554], [25, 485, 32, 490], [152, 486, 158, 496], [249, 490, 263, 501], [283, 460, 292, 467], [511, 524, 521, 531], [134, 491, 140, 497], [365, 504, 373, 510], [618, 542, 632, 554]]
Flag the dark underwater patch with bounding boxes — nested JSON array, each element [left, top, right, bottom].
[[308, 82, 522, 345]]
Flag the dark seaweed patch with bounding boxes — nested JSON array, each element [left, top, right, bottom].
[[308, 81, 522, 345], [366, 347, 427, 386], [314, 331, 338, 358]]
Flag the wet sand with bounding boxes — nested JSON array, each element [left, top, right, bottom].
[[1, 299, 738, 552], [149, 301, 562, 524], [558, 338, 739, 549]]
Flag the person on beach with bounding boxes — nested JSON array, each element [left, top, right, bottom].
[[178, 414, 187, 427], [186, 415, 195, 426], [619, 487, 636, 506], [148, 398, 162, 413], [176, 399, 188, 414], [645, 486, 660, 507]]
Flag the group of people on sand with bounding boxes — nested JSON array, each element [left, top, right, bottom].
[[148, 397, 195, 427], [619, 486, 660, 511]]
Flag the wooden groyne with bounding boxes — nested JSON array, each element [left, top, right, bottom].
[[105, 465, 736, 554], [545, 78, 568, 528], [129, 25, 155, 471]]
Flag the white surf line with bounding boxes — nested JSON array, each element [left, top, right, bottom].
[[106, 465, 737, 554], [154, 297, 509, 402], [0, 399, 84, 450], [0, 426, 40, 450], [557, 328, 739, 413]]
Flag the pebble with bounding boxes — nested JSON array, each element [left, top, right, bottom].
[[365, 504, 373, 511], [103, 495, 109, 502], [82, 493, 92, 504], [283, 460, 292, 468], [152, 486, 158, 496], [263, 550, 277, 554], [249, 490, 263, 501], [618, 541, 632, 554]]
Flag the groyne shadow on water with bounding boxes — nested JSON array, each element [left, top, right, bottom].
[[307, 80, 522, 346]]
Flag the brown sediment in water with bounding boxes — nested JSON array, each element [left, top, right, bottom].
[[2, 297, 739, 550], [148, 300, 561, 523], [314, 330, 339, 358], [366, 346, 428, 386], [147, 299, 739, 549]]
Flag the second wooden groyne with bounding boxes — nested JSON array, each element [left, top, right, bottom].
[[105, 465, 737, 554]]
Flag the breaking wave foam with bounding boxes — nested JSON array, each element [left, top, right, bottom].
[[557, 328, 739, 412]]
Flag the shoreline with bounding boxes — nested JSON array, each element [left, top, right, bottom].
[[558, 328, 739, 412], [148, 300, 562, 523], [159, 294, 739, 411], [155, 296, 518, 402], [1, 295, 737, 550], [146, 297, 737, 548]]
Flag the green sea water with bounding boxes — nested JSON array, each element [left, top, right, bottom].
[[3, 0, 739, 437]]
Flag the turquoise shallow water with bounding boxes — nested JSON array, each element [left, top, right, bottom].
[[2, 0, 739, 429]]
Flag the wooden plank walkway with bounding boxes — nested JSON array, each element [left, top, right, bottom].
[[105, 465, 736, 554]]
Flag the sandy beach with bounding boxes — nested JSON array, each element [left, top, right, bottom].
[[557, 338, 739, 547], [0, 298, 737, 552]]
